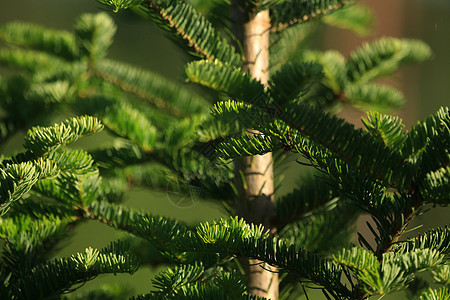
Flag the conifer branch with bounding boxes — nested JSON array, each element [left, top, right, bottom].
[[417, 287, 449, 300], [186, 59, 266, 103], [0, 4, 447, 299], [0, 159, 58, 214], [392, 226, 450, 255], [24, 115, 104, 157], [321, 4, 375, 36], [12, 241, 139, 299], [274, 176, 339, 229], [102, 103, 158, 152], [139, 0, 241, 66], [270, 0, 357, 32], [94, 60, 202, 117], [0, 48, 67, 72], [346, 38, 432, 85], [373, 189, 423, 261], [279, 103, 414, 188], [0, 22, 78, 61]]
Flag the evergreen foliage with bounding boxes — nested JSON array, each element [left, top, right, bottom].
[[0, 1, 448, 299]]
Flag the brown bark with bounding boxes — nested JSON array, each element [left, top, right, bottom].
[[232, 5, 278, 299]]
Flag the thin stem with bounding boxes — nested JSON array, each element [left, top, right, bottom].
[[300, 279, 310, 300]]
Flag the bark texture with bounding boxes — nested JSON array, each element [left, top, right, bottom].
[[232, 6, 279, 299]]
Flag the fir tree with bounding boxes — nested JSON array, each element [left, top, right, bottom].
[[0, 1, 449, 299]]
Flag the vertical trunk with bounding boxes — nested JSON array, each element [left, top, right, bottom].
[[232, 4, 278, 299]]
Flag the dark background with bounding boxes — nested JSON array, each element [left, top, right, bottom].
[[1, 0, 449, 298]]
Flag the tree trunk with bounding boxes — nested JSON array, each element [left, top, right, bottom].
[[232, 4, 278, 299]]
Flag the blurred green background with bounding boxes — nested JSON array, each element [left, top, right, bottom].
[[1, 0, 449, 298]]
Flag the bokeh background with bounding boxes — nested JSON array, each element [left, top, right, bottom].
[[1, 0, 449, 298]]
